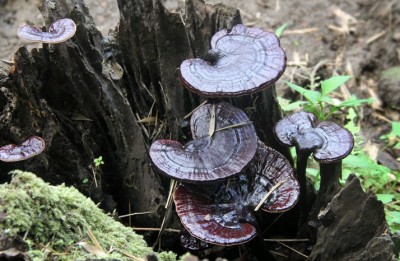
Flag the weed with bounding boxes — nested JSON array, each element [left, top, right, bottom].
[[285, 75, 373, 121]]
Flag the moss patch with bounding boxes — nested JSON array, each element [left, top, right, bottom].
[[0, 170, 176, 260]]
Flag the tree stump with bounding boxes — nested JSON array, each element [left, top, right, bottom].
[[0, 0, 396, 260]]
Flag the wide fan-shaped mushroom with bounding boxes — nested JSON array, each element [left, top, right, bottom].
[[173, 144, 299, 246], [150, 102, 258, 183], [274, 111, 354, 223], [17, 18, 76, 44], [0, 136, 45, 162], [180, 24, 286, 97], [274, 111, 353, 163]]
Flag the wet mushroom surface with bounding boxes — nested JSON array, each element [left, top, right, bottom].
[[149, 102, 258, 183], [173, 144, 299, 246], [180, 24, 286, 97], [17, 18, 76, 44], [274, 111, 354, 163], [0, 136, 45, 162]]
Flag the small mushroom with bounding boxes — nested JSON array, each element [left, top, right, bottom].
[[149, 102, 258, 183], [0, 136, 45, 162], [274, 111, 354, 223], [17, 18, 76, 44], [173, 143, 299, 246], [180, 24, 286, 97]]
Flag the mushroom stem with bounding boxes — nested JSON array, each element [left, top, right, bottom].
[[295, 148, 312, 226], [309, 161, 342, 222]]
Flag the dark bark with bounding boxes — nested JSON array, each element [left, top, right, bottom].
[[0, 0, 396, 259]]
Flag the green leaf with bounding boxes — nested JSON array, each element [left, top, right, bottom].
[[381, 66, 400, 81], [321, 75, 351, 96], [377, 194, 394, 204], [275, 23, 288, 37], [286, 82, 321, 104], [338, 96, 374, 108], [281, 100, 308, 111], [391, 121, 400, 136]]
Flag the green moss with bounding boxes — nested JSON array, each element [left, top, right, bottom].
[[0, 170, 176, 260]]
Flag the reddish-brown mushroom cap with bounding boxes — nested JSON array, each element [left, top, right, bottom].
[[0, 136, 45, 162], [149, 102, 258, 183], [174, 184, 257, 246], [246, 143, 300, 212], [274, 111, 354, 163], [180, 24, 286, 97], [17, 18, 76, 44]]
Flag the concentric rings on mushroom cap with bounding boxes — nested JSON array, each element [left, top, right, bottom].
[[274, 111, 354, 163], [0, 136, 45, 162], [17, 18, 76, 44], [149, 102, 258, 183], [180, 24, 286, 97]]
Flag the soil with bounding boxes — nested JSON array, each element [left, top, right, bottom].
[[0, 0, 399, 259]]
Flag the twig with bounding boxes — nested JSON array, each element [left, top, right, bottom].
[[283, 28, 319, 35], [366, 30, 386, 45], [113, 248, 143, 261], [132, 227, 180, 233], [277, 241, 309, 259], [87, 229, 105, 253], [209, 103, 216, 137], [215, 121, 252, 132], [264, 238, 309, 242], [255, 177, 289, 211], [165, 179, 177, 209], [183, 100, 208, 119], [119, 211, 154, 219]]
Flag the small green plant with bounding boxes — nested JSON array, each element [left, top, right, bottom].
[[380, 121, 400, 150], [280, 76, 400, 233], [94, 156, 104, 167], [285, 75, 373, 121]]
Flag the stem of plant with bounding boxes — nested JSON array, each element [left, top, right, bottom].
[[296, 148, 312, 226]]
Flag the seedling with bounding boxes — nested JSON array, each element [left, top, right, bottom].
[[94, 156, 104, 167], [285, 75, 374, 121]]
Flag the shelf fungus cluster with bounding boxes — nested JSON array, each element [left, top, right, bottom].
[[149, 24, 298, 248]]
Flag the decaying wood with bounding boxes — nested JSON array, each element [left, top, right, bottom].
[[0, 0, 396, 259]]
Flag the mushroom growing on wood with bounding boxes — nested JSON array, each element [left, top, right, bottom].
[[0, 136, 45, 162], [180, 24, 286, 97], [173, 143, 299, 246], [17, 18, 76, 44], [149, 102, 258, 183], [274, 111, 354, 223]]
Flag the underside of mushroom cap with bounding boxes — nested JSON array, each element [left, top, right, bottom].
[[174, 184, 257, 246], [180, 24, 286, 97], [247, 143, 300, 212], [17, 18, 76, 44], [149, 102, 258, 183]]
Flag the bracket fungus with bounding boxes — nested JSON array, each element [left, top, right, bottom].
[[173, 144, 299, 246], [274, 111, 354, 222], [0, 136, 45, 162], [274, 111, 354, 164], [149, 102, 258, 183], [17, 18, 76, 44], [180, 24, 286, 97]]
